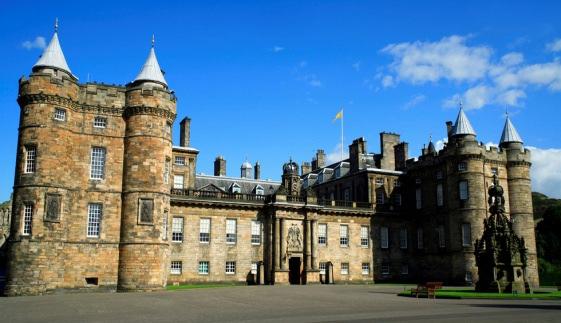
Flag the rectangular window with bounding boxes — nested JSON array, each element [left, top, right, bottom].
[[376, 190, 384, 204], [341, 263, 349, 275], [438, 225, 445, 248], [394, 179, 401, 187], [172, 217, 184, 242], [381, 263, 390, 275], [399, 228, 408, 249], [93, 116, 107, 128], [175, 156, 186, 165], [436, 183, 444, 206], [380, 226, 389, 249], [459, 181, 469, 201], [360, 226, 369, 247], [24, 145, 37, 174], [339, 225, 349, 247], [87, 203, 102, 238], [462, 223, 472, 247], [318, 223, 327, 245], [162, 211, 168, 240], [415, 188, 422, 209], [170, 261, 182, 275], [393, 194, 402, 206], [199, 218, 211, 243], [415, 178, 422, 184], [173, 175, 184, 189], [417, 228, 424, 249], [458, 162, 467, 171], [225, 261, 236, 274], [199, 261, 209, 275], [401, 264, 409, 275], [22, 204, 33, 236], [226, 219, 237, 244], [164, 158, 170, 184], [251, 220, 261, 245], [362, 263, 370, 275], [54, 108, 66, 121], [90, 147, 106, 180], [251, 262, 258, 275], [436, 170, 443, 180], [491, 167, 498, 175], [319, 262, 326, 275]]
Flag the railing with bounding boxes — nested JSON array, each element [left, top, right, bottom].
[[318, 199, 373, 210], [171, 189, 268, 203], [286, 195, 305, 203]]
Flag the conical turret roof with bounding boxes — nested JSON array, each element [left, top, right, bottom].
[[133, 36, 167, 86], [451, 106, 476, 136], [500, 116, 523, 144], [33, 20, 73, 76]]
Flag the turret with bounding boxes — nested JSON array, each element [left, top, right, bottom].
[[450, 104, 477, 143], [118, 36, 176, 291], [500, 115, 539, 287], [241, 161, 253, 178], [282, 160, 301, 196]]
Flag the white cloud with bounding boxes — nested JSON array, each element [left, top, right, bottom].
[[434, 137, 448, 151], [404, 94, 426, 109], [546, 39, 561, 52], [22, 36, 46, 50], [381, 35, 492, 84], [325, 143, 349, 164], [527, 146, 561, 198], [380, 36, 561, 110], [352, 61, 361, 71], [272, 46, 285, 53]]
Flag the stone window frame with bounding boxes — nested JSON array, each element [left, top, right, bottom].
[[393, 193, 402, 207], [43, 193, 62, 223], [93, 116, 107, 129], [399, 227, 408, 249], [381, 263, 390, 275], [173, 174, 184, 189], [459, 180, 469, 201], [380, 226, 389, 249], [174, 156, 186, 166], [199, 218, 211, 243], [164, 157, 171, 185], [416, 228, 424, 249], [435, 170, 444, 180], [491, 167, 499, 176], [415, 188, 422, 209], [21, 202, 34, 236], [401, 264, 409, 275], [170, 261, 182, 275], [53, 107, 67, 121], [340, 262, 349, 275], [89, 146, 106, 180], [199, 261, 210, 275], [361, 263, 370, 275], [319, 262, 326, 275], [375, 189, 385, 205], [360, 225, 369, 248], [226, 219, 237, 244], [461, 223, 472, 247], [339, 224, 349, 247], [23, 144, 37, 174], [86, 203, 103, 238], [162, 211, 168, 240], [225, 261, 236, 275], [251, 220, 261, 245], [437, 225, 446, 248], [458, 161, 468, 172], [171, 216, 184, 242], [318, 223, 327, 246], [251, 262, 258, 275], [436, 183, 444, 207]]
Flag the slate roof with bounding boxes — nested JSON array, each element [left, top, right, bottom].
[[134, 39, 167, 86], [195, 174, 281, 195], [33, 31, 73, 77], [451, 107, 477, 136], [500, 116, 523, 144]]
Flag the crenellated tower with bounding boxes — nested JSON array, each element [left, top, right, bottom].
[[499, 115, 539, 287], [118, 36, 176, 291]]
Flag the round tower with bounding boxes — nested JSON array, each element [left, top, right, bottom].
[[499, 116, 539, 288], [118, 37, 176, 291], [5, 21, 81, 296]]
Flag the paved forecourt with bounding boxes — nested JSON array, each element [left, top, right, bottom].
[[0, 285, 560, 323]]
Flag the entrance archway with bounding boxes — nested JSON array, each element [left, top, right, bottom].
[[288, 257, 302, 284]]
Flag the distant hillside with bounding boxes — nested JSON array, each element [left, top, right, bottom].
[[533, 192, 561, 285]]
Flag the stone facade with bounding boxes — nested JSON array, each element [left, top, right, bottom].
[[1, 30, 538, 296]]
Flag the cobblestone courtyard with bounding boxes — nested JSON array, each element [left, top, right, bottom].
[[1, 285, 560, 322]]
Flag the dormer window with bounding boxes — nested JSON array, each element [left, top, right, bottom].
[[255, 185, 264, 195], [231, 183, 241, 194], [335, 168, 341, 178], [54, 108, 66, 121]]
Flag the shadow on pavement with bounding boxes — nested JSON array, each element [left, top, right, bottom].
[[470, 304, 561, 311]]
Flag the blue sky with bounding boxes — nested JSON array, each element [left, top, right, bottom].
[[1, 0, 560, 200]]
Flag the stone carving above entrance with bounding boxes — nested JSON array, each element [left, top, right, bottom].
[[287, 224, 303, 251]]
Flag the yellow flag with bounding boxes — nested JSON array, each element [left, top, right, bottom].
[[333, 109, 343, 121]]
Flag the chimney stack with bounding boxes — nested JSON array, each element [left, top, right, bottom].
[[311, 149, 326, 170], [179, 117, 191, 147], [301, 162, 312, 175], [254, 162, 261, 180], [214, 156, 226, 176]]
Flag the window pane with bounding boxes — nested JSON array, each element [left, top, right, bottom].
[[360, 226, 369, 247], [87, 203, 102, 238], [251, 220, 261, 244], [319, 262, 326, 275], [172, 217, 183, 242], [362, 263, 370, 275], [225, 261, 236, 274], [462, 223, 472, 247], [200, 218, 210, 243], [459, 181, 469, 201], [174, 175, 184, 189], [25, 146, 37, 173], [175, 156, 186, 165], [341, 263, 349, 275], [226, 219, 237, 243], [170, 261, 182, 275], [339, 225, 348, 246], [415, 188, 422, 209], [318, 224, 327, 245], [399, 228, 407, 249], [90, 147, 106, 180], [380, 227, 389, 249], [93, 116, 107, 128], [436, 183, 444, 206], [199, 261, 209, 274], [417, 228, 424, 249], [22, 204, 33, 235]]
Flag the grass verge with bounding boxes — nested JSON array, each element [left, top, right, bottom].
[[398, 288, 561, 300], [166, 283, 244, 291]]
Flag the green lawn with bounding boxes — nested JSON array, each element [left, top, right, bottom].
[[166, 283, 244, 291], [399, 288, 561, 300]]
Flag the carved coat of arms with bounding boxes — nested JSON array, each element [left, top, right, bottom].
[[287, 224, 302, 251]]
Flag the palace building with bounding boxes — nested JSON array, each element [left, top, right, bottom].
[[1, 24, 538, 296]]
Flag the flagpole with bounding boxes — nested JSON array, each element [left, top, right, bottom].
[[340, 109, 344, 161]]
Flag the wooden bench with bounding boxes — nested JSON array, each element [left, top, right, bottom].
[[411, 282, 443, 299]]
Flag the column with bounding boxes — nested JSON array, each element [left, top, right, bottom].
[[305, 219, 312, 270], [280, 218, 287, 270], [274, 217, 281, 270], [268, 215, 274, 284], [311, 220, 318, 270]]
